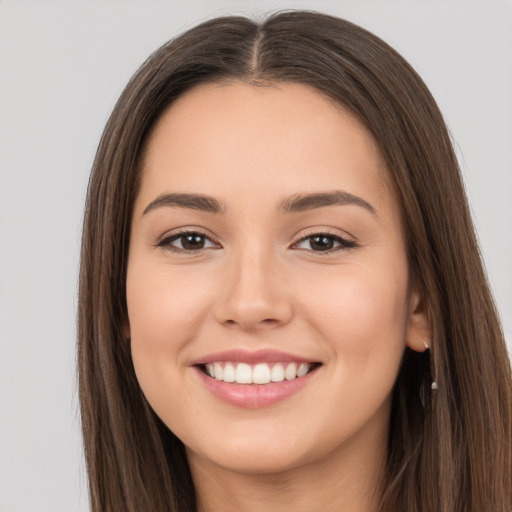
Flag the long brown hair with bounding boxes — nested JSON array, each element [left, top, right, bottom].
[[78, 10, 512, 511]]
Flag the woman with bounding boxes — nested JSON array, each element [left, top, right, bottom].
[[78, 10, 512, 512]]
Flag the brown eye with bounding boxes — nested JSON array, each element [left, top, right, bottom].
[[158, 232, 219, 252], [310, 235, 335, 251], [294, 233, 356, 252], [181, 233, 206, 250]]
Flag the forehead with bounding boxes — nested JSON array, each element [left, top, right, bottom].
[[137, 81, 395, 217]]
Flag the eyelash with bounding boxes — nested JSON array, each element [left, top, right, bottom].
[[156, 229, 357, 255], [156, 230, 220, 253], [292, 231, 357, 254]]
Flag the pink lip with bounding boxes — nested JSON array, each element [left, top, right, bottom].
[[193, 365, 320, 408], [190, 348, 316, 366]]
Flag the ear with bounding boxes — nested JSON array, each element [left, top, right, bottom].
[[405, 286, 432, 353]]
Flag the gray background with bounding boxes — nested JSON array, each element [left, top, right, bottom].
[[0, 1, 510, 510]]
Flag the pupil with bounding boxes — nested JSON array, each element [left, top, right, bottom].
[[311, 235, 333, 251], [182, 234, 204, 250]]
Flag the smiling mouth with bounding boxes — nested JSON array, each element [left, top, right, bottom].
[[198, 361, 322, 385]]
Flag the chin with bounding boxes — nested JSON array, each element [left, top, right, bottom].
[[188, 441, 314, 476], [183, 418, 344, 477]]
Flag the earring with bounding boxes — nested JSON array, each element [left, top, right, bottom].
[[423, 341, 439, 391]]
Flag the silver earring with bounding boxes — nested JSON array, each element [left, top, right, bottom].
[[423, 341, 439, 391]]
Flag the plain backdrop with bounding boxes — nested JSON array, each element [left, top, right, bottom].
[[0, 1, 511, 510]]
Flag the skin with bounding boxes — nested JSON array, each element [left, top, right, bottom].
[[125, 82, 431, 512]]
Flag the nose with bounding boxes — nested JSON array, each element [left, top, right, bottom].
[[213, 248, 294, 331]]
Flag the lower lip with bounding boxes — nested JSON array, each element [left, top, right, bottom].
[[194, 366, 318, 408]]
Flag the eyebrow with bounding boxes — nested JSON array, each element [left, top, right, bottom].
[[143, 193, 225, 215], [277, 190, 377, 216], [142, 190, 376, 217]]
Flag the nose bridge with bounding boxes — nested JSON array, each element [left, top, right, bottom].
[[215, 237, 292, 329]]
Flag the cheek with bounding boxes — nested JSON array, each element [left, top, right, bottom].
[[126, 263, 215, 385], [299, 263, 409, 371], [290, 264, 409, 441]]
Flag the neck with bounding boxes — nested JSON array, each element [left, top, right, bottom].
[[189, 420, 387, 512]]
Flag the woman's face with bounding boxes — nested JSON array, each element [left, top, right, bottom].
[[126, 82, 429, 475]]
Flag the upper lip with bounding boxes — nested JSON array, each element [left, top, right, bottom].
[[190, 348, 320, 366]]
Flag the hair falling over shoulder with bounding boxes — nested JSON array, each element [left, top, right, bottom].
[[78, 10, 512, 511]]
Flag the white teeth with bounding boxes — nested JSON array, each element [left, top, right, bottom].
[[223, 363, 236, 382], [284, 363, 298, 381], [204, 362, 314, 384], [297, 363, 309, 377], [235, 363, 252, 384], [253, 364, 271, 384], [214, 362, 223, 380], [270, 364, 285, 382]]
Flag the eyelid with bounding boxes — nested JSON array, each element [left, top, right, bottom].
[[154, 227, 357, 254], [155, 227, 221, 252], [291, 229, 358, 253]]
